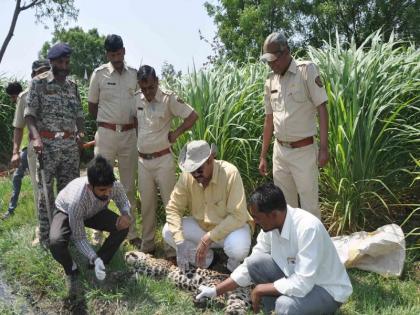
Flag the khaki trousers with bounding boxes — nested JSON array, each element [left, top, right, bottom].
[[138, 153, 176, 254], [94, 127, 138, 239], [273, 141, 320, 218]]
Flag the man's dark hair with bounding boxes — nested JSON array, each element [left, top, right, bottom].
[[104, 34, 124, 52], [137, 65, 157, 81], [5, 82, 23, 96], [248, 182, 287, 213], [87, 155, 116, 187]]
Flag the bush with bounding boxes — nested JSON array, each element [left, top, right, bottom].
[[308, 31, 420, 234]]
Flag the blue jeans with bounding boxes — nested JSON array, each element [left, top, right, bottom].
[[7, 148, 29, 213]]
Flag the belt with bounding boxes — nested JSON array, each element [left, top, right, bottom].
[[277, 136, 314, 148], [98, 122, 136, 132], [38, 130, 74, 140], [138, 148, 171, 160]]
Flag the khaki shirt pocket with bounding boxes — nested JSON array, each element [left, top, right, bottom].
[[270, 91, 283, 112], [287, 87, 308, 104], [101, 81, 117, 100]]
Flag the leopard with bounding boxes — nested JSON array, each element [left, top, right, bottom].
[[125, 251, 251, 315]]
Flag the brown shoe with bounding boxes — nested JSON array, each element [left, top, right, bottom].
[[128, 237, 142, 249]]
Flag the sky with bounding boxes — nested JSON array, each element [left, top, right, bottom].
[[0, 0, 217, 80]]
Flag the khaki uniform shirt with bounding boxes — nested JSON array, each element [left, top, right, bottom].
[[264, 59, 328, 142], [88, 62, 137, 124], [135, 88, 194, 153], [13, 88, 30, 148], [24, 71, 84, 133], [166, 160, 253, 243]]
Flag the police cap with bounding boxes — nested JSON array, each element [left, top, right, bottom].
[[47, 43, 72, 60]]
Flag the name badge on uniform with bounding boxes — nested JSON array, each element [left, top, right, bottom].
[[287, 257, 296, 265], [271, 89, 278, 93], [137, 107, 143, 111], [107, 82, 116, 85]]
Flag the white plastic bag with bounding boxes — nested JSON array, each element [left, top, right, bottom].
[[332, 224, 405, 277]]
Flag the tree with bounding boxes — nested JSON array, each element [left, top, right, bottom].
[[161, 61, 182, 88], [307, 0, 420, 47], [39, 27, 107, 80], [204, 0, 302, 63], [204, 0, 420, 63], [0, 0, 78, 64]]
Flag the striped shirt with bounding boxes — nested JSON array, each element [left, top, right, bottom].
[[55, 176, 131, 262]]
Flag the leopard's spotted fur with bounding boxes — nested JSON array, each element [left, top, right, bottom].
[[125, 251, 251, 315]]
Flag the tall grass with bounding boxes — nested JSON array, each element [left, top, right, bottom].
[[167, 62, 268, 191], [308, 31, 420, 234]]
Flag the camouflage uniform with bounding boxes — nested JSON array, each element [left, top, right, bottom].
[[24, 71, 83, 243]]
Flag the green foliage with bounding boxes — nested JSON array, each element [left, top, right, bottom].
[[167, 62, 268, 191], [39, 27, 107, 80], [309, 31, 420, 234], [309, 0, 420, 48], [0, 76, 25, 163], [204, 0, 420, 63], [205, 0, 301, 63], [161, 61, 182, 88]]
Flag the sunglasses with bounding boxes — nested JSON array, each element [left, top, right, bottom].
[[191, 161, 208, 175]]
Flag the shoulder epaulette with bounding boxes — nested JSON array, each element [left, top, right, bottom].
[[94, 64, 109, 72]]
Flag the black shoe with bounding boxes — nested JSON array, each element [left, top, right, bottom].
[[66, 270, 81, 297]]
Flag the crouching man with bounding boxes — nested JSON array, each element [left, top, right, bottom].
[[197, 182, 352, 315], [49, 155, 131, 296], [162, 140, 253, 272]]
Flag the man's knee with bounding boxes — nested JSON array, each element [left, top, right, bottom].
[[49, 235, 66, 253], [224, 242, 250, 262], [275, 296, 299, 315], [246, 254, 263, 277]]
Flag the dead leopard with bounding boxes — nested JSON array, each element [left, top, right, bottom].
[[125, 251, 251, 315]]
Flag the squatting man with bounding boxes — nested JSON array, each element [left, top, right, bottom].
[[49, 156, 132, 296], [196, 182, 352, 315]]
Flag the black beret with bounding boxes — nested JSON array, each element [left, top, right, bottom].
[[47, 43, 72, 60], [104, 34, 124, 52], [32, 59, 50, 72]]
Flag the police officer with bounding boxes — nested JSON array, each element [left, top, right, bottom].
[[136, 65, 198, 255], [88, 34, 140, 246], [25, 43, 84, 247], [1, 60, 50, 224], [259, 32, 329, 219]]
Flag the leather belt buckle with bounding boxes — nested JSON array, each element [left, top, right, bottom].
[[142, 153, 154, 160], [54, 131, 65, 139], [115, 124, 123, 132]]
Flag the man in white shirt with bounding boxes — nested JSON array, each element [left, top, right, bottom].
[[49, 155, 131, 297], [196, 182, 352, 315]]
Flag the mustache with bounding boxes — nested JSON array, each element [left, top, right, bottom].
[[52, 67, 70, 77]]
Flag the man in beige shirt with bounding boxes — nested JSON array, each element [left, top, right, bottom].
[[88, 34, 140, 246], [163, 140, 253, 271], [135, 65, 198, 255], [259, 32, 329, 219]]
